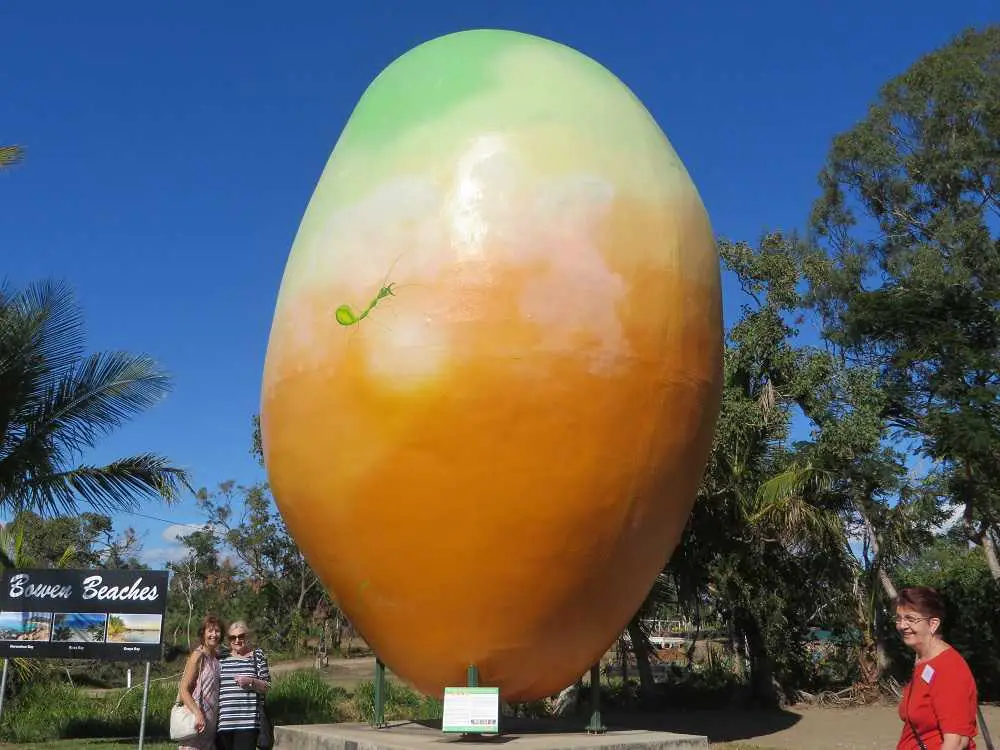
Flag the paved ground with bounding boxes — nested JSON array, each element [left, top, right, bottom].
[[290, 657, 1000, 749], [628, 703, 1000, 749]]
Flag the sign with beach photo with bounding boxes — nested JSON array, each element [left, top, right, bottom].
[[0, 569, 168, 661]]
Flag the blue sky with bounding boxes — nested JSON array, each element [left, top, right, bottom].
[[2, 1, 995, 566]]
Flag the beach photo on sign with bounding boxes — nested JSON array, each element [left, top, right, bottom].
[[52, 612, 108, 643], [107, 613, 162, 644], [0, 611, 52, 642]]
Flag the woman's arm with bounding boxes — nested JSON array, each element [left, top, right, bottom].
[[252, 649, 271, 695], [939, 734, 970, 750], [178, 648, 206, 732]]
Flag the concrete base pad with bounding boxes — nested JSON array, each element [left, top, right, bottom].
[[273, 719, 707, 750]]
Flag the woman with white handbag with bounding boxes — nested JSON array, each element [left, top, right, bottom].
[[171, 615, 224, 749]]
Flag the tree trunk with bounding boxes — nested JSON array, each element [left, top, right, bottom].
[[878, 567, 898, 600], [738, 611, 778, 708], [184, 569, 194, 648], [856, 504, 897, 681], [627, 620, 656, 701], [619, 637, 630, 684], [553, 677, 584, 716], [978, 527, 1000, 582], [961, 463, 1000, 583]]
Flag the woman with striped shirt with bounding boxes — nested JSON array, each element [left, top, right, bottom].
[[216, 621, 271, 750]]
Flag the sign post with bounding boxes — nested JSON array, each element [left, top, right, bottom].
[[0, 569, 169, 746], [0, 658, 8, 724]]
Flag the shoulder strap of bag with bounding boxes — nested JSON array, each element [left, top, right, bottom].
[[903, 678, 929, 750], [175, 647, 206, 705], [979, 705, 995, 750]]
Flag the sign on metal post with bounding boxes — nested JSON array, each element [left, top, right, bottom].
[[0, 568, 169, 746], [441, 686, 500, 734], [0, 569, 168, 661]]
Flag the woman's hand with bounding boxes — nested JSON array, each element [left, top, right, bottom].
[[194, 709, 206, 733], [236, 675, 253, 690]]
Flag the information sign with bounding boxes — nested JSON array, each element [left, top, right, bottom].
[[441, 686, 500, 734]]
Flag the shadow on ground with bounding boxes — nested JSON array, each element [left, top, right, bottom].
[[408, 710, 801, 743], [605, 709, 802, 743]]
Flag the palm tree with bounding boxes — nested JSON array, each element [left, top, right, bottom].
[[0, 523, 73, 681], [0, 279, 190, 518]]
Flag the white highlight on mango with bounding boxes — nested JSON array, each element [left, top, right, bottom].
[[279, 135, 631, 383]]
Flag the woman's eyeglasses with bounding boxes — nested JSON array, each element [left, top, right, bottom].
[[229, 633, 247, 642], [894, 615, 931, 625]]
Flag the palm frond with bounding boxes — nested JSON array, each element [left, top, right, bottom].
[[1, 278, 187, 517], [0, 146, 23, 169], [0, 278, 83, 376], [6, 454, 190, 516], [0, 352, 173, 500], [750, 463, 843, 550], [1, 280, 85, 449]]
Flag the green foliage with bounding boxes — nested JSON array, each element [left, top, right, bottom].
[[0, 145, 23, 169], [0, 670, 395, 743], [266, 670, 347, 724], [0, 680, 175, 744], [804, 25, 1000, 564], [5, 510, 144, 569], [162, 477, 336, 655], [351, 678, 443, 722]]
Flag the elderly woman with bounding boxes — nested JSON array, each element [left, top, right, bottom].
[[216, 620, 272, 750], [177, 615, 224, 750], [895, 586, 979, 750]]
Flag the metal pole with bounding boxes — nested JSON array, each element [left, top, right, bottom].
[[586, 663, 605, 735], [0, 659, 8, 725], [372, 658, 386, 728], [466, 664, 479, 687], [137, 661, 151, 750]]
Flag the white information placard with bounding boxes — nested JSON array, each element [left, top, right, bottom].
[[441, 686, 500, 734]]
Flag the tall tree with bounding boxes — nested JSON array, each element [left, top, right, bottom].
[[195, 479, 331, 653], [0, 279, 189, 516], [804, 25, 1000, 581], [669, 234, 856, 706], [4, 510, 145, 569]]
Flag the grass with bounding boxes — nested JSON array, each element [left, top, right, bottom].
[[0, 668, 786, 748], [0, 668, 442, 744]]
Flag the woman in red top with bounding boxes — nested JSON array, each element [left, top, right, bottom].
[[896, 586, 979, 750]]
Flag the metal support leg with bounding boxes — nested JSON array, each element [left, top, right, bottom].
[[0, 659, 8, 726], [372, 658, 387, 728], [467, 664, 479, 687], [137, 661, 151, 750], [586, 663, 605, 735]]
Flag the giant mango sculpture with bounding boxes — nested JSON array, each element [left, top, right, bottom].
[[261, 29, 722, 702]]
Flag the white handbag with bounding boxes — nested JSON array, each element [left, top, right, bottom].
[[170, 700, 199, 742]]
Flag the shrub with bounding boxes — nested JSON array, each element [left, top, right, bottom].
[[0, 679, 174, 743], [350, 678, 442, 722], [266, 669, 347, 725]]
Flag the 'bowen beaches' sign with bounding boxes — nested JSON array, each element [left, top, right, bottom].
[[0, 569, 169, 661]]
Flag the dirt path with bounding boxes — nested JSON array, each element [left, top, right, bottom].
[[278, 654, 389, 688], [629, 703, 1000, 749]]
